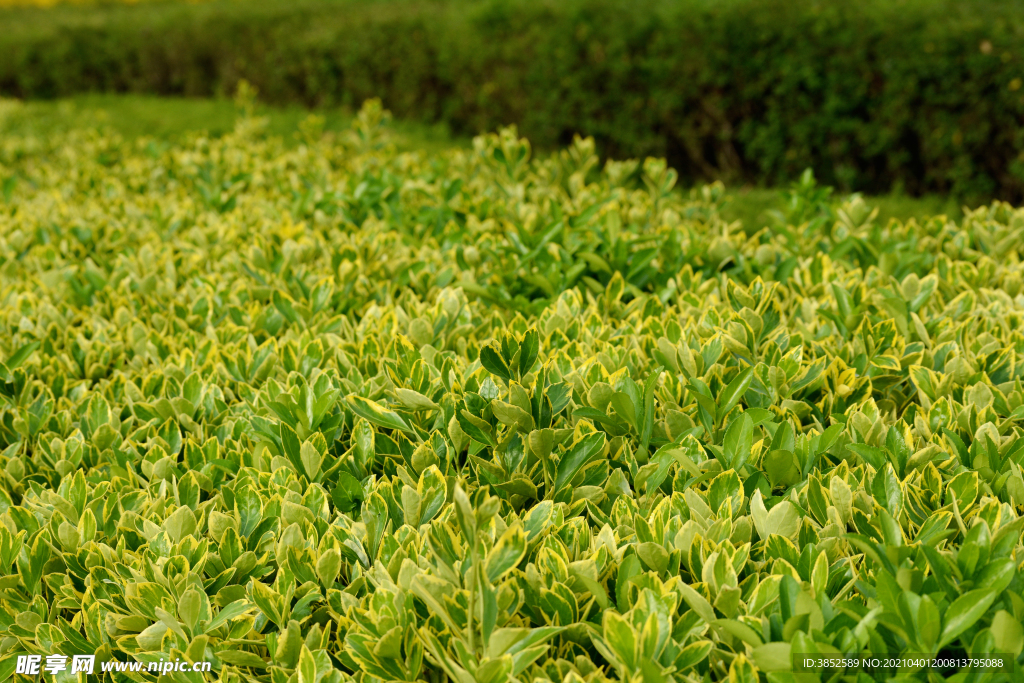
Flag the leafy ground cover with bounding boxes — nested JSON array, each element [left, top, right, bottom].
[[0, 95, 961, 230], [1, 99, 1024, 682]]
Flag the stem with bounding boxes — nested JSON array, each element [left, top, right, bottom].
[[541, 451, 553, 500], [466, 542, 476, 655]]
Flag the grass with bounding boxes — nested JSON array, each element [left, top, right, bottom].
[[0, 93, 463, 154], [1, 94, 976, 226]]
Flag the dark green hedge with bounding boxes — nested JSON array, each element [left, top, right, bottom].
[[3, 0, 1024, 200]]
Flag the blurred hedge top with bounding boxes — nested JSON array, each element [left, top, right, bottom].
[[2, 0, 1024, 201], [0, 0, 207, 7]]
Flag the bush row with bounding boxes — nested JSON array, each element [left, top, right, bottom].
[[2, 0, 1024, 200]]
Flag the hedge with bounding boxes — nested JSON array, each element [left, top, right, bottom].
[[2, 0, 1024, 200]]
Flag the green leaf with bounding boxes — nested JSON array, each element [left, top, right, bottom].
[[939, 590, 997, 648], [637, 542, 669, 573], [273, 289, 301, 325], [4, 342, 39, 371], [616, 554, 642, 613], [164, 505, 198, 543], [553, 432, 605, 494], [204, 600, 254, 633], [491, 400, 535, 432], [347, 395, 414, 434], [750, 642, 792, 672], [476, 655, 512, 683], [480, 344, 512, 382], [16, 534, 48, 596], [495, 476, 538, 499], [609, 391, 638, 432], [848, 442, 886, 469], [870, 463, 902, 517], [300, 440, 323, 480], [885, 425, 911, 477], [675, 640, 714, 670], [716, 366, 754, 421], [678, 581, 716, 624], [280, 422, 302, 469], [317, 548, 342, 588], [0, 175, 14, 203], [487, 626, 564, 659], [331, 472, 365, 513], [352, 418, 375, 475], [750, 491, 800, 540], [722, 413, 753, 470], [946, 470, 979, 508], [480, 572, 499, 652], [941, 427, 969, 462], [519, 329, 540, 376], [711, 619, 763, 647], [249, 580, 286, 629], [234, 485, 264, 538], [486, 525, 527, 581], [216, 650, 269, 668], [729, 654, 758, 683], [602, 610, 636, 670], [915, 511, 955, 546], [458, 409, 496, 446], [453, 484, 476, 542], [297, 645, 317, 683], [417, 465, 447, 523], [991, 610, 1024, 657], [393, 387, 439, 412], [362, 491, 390, 561], [0, 654, 18, 682], [178, 588, 204, 632], [817, 423, 844, 453], [639, 366, 663, 457], [764, 450, 800, 487]]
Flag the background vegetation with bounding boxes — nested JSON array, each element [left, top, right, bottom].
[[2, 0, 1024, 201]]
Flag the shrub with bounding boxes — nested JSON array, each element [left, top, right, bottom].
[[0, 102, 1023, 681], [2, 0, 1024, 200]]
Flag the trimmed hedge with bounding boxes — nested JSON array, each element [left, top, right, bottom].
[[2, 0, 1024, 200]]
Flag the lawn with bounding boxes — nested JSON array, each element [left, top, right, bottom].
[[0, 93, 460, 154]]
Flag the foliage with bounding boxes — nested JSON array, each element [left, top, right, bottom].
[[3, 0, 1024, 201], [1, 101, 1024, 682]]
